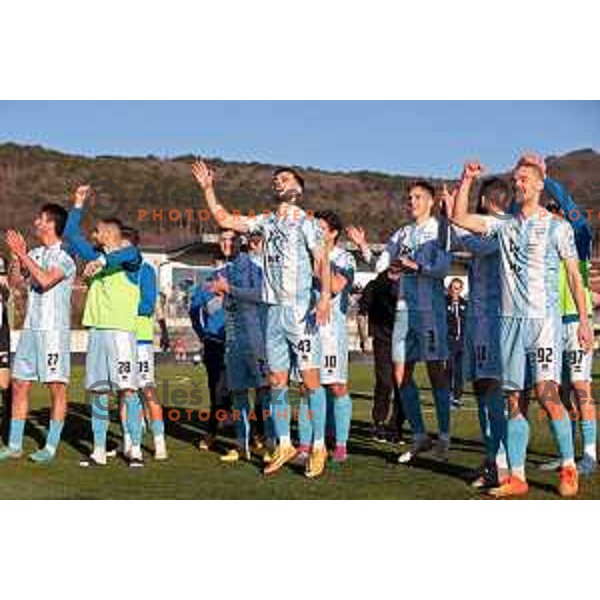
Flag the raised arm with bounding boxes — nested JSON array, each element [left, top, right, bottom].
[[64, 185, 102, 261], [191, 160, 252, 233], [544, 176, 592, 260], [450, 161, 490, 234], [346, 226, 397, 273]]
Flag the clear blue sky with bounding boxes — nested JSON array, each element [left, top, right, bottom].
[[1, 101, 598, 177]]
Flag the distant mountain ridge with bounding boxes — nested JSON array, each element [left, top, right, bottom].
[[1, 142, 599, 251]]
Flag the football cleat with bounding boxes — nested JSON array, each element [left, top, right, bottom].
[[305, 447, 328, 479], [331, 445, 348, 464], [0, 446, 23, 462], [434, 437, 450, 462], [263, 444, 296, 475], [577, 454, 597, 477], [29, 448, 56, 464], [558, 465, 579, 498], [198, 434, 216, 451], [487, 476, 529, 498], [470, 464, 499, 489], [397, 436, 432, 464], [220, 448, 250, 463], [79, 449, 107, 467]]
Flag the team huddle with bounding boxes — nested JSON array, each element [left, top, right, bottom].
[[0, 152, 596, 497]]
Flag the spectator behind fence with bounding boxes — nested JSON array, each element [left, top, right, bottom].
[[157, 292, 170, 352]]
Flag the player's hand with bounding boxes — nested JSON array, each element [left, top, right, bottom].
[[212, 275, 230, 295], [439, 184, 457, 216], [5, 229, 28, 259], [578, 320, 594, 354], [462, 161, 484, 182], [73, 184, 93, 207], [397, 256, 419, 272], [346, 226, 367, 249], [191, 160, 215, 190], [315, 295, 331, 325], [82, 260, 103, 279]]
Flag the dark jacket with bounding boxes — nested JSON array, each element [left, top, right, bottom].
[[358, 270, 397, 342], [446, 296, 467, 344]]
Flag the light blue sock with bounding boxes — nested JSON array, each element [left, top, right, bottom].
[[507, 417, 529, 471], [432, 386, 450, 437], [271, 386, 290, 441], [548, 411, 575, 462], [298, 393, 313, 447], [400, 380, 425, 436], [8, 419, 26, 452], [233, 391, 250, 450], [125, 393, 143, 446], [309, 387, 327, 445], [334, 394, 352, 446], [580, 417, 597, 454], [150, 418, 165, 437], [45, 420, 64, 453], [91, 394, 110, 449]]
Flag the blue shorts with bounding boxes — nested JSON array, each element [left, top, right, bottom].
[[225, 349, 269, 391], [266, 304, 321, 374], [319, 319, 349, 384], [12, 329, 71, 383], [499, 316, 562, 391], [463, 315, 502, 381], [392, 309, 448, 364], [86, 329, 138, 392]]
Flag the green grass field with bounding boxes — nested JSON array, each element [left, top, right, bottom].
[[1, 361, 599, 499]]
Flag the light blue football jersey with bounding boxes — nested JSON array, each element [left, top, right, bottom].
[[452, 220, 501, 319], [376, 216, 450, 313], [323, 245, 356, 324], [23, 243, 76, 331], [485, 209, 577, 318], [247, 206, 323, 309]]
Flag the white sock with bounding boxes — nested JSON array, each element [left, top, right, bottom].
[[93, 445, 106, 457], [584, 443, 597, 461], [512, 466, 526, 481], [496, 452, 508, 471], [313, 440, 325, 450], [279, 435, 291, 447], [123, 433, 132, 452], [561, 458, 576, 468]]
